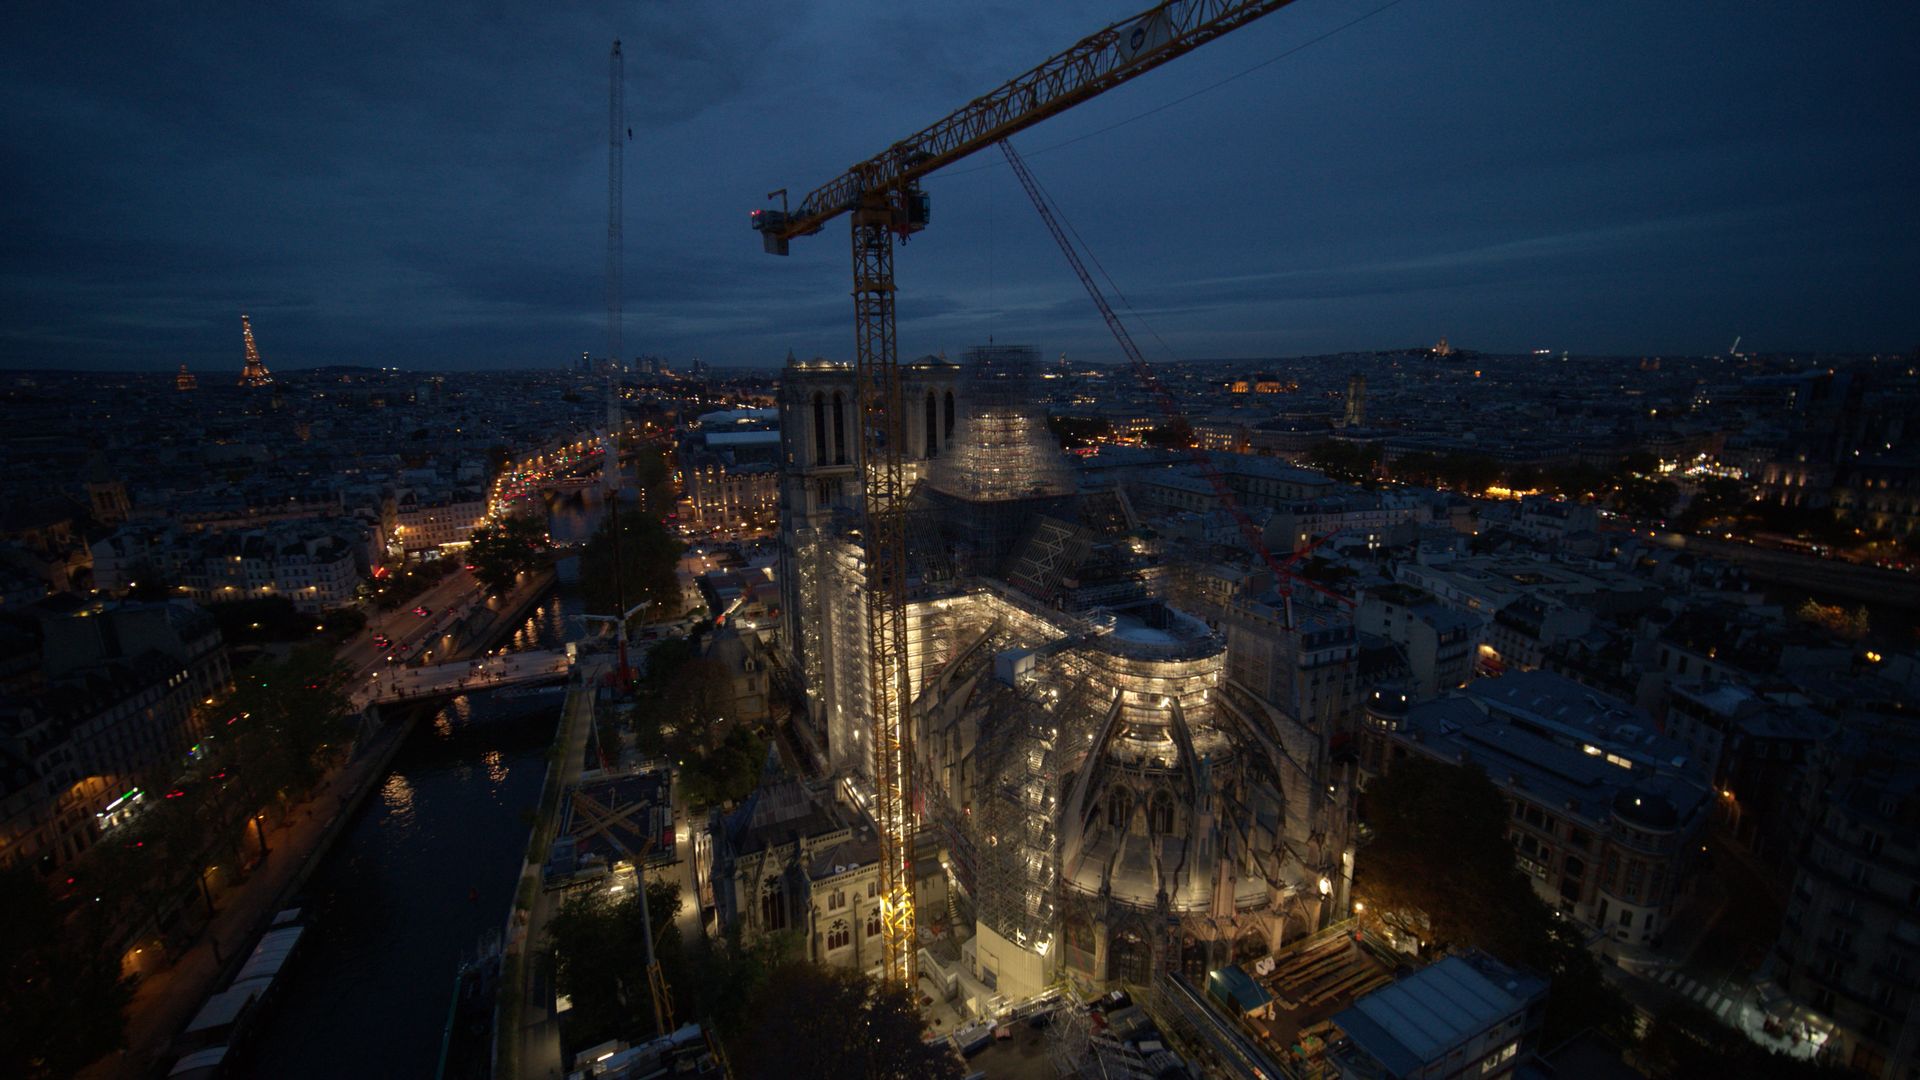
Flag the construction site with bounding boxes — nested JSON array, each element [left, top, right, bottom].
[[775, 345, 1357, 1017], [743, 5, 1375, 1074]]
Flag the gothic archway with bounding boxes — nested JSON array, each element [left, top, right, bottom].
[[1109, 928, 1151, 986]]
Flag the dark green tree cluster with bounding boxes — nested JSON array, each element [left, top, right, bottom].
[[1674, 477, 1743, 531], [1387, 450, 1502, 493], [675, 726, 768, 810], [0, 863, 134, 1079], [1047, 414, 1111, 449], [467, 514, 548, 594], [723, 960, 962, 1080], [1302, 440, 1382, 485], [581, 509, 684, 622], [1140, 417, 1195, 449], [547, 878, 685, 1048], [628, 445, 675, 518], [627, 636, 763, 809], [545, 885, 960, 1080], [372, 556, 456, 611], [205, 596, 323, 644], [1357, 756, 1631, 1046]]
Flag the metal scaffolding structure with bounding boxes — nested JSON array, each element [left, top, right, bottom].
[[927, 346, 1076, 503]]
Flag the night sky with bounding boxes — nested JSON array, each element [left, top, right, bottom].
[[4, 1, 1916, 372]]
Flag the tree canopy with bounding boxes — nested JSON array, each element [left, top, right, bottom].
[[1358, 755, 1631, 1044], [580, 508, 684, 622], [725, 961, 963, 1080], [0, 863, 133, 1079], [544, 878, 957, 1080], [468, 514, 548, 594], [547, 878, 683, 1049]]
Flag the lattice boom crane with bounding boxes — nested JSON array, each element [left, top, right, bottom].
[[754, 0, 1309, 991]]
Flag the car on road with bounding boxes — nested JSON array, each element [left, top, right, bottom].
[[412, 606, 431, 617]]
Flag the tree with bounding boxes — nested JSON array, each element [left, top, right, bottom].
[[546, 878, 683, 1050], [1048, 414, 1111, 449], [0, 863, 133, 1078], [320, 606, 368, 642], [1392, 451, 1442, 487], [206, 596, 314, 643], [727, 961, 963, 1080], [219, 645, 358, 798], [1541, 462, 1609, 503], [677, 727, 767, 810], [1359, 756, 1532, 952], [1304, 440, 1382, 485], [468, 514, 547, 594], [1442, 452, 1501, 493], [1505, 464, 1544, 493], [581, 509, 684, 622], [629, 445, 675, 517], [1357, 756, 1631, 1044], [1677, 477, 1745, 532], [1141, 417, 1194, 449], [1613, 475, 1680, 521]]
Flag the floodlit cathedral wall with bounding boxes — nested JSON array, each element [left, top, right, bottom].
[[776, 353, 959, 775], [915, 589, 1353, 1004]]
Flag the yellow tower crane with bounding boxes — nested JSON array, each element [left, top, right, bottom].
[[754, 0, 1310, 991]]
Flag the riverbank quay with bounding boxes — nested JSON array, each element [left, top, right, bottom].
[[77, 705, 421, 1080], [446, 568, 559, 663], [495, 656, 605, 1080]]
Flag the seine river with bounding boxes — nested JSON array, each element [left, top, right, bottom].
[[250, 568, 583, 1075]]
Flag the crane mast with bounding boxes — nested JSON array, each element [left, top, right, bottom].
[[755, 0, 1308, 992], [852, 192, 919, 990]]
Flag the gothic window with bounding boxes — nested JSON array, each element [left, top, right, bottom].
[[1110, 930, 1150, 985], [827, 888, 845, 910], [1149, 790, 1175, 836], [925, 391, 938, 458], [944, 389, 955, 445], [1181, 935, 1210, 981], [832, 392, 847, 464], [827, 920, 850, 951], [1107, 787, 1132, 830], [760, 876, 788, 931], [866, 912, 883, 938], [812, 393, 826, 463]]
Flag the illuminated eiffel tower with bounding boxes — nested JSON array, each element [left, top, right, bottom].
[[238, 314, 273, 387]]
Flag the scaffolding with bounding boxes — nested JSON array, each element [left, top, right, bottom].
[[927, 346, 1075, 502]]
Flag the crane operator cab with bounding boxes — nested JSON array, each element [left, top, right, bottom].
[[750, 207, 793, 255]]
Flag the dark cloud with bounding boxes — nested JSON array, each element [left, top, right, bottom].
[[2, 0, 1916, 371]]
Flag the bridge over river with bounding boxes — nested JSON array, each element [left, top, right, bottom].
[[353, 648, 572, 708]]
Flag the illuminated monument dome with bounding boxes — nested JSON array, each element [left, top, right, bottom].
[[776, 345, 1351, 1002]]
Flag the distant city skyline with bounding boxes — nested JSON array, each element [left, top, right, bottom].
[[4, 1, 1916, 371]]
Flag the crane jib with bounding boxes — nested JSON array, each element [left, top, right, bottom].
[[754, 0, 1304, 247]]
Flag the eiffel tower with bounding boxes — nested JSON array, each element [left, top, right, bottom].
[[238, 314, 273, 387]]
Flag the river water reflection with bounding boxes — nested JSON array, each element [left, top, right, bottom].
[[250, 578, 580, 1077]]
